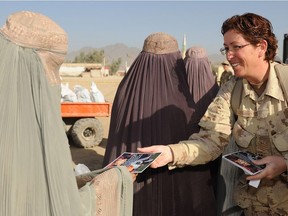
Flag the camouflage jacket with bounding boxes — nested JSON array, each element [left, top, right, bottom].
[[169, 62, 288, 168]]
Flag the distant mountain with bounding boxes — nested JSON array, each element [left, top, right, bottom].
[[208, 53, 227, 65], [66, 44, 225, 70], [66, 43, 141, 70]]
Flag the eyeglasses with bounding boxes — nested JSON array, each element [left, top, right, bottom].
[[220, 44, 251, 55]]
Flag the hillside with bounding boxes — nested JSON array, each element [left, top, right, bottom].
[[66, 44, 226, 70], [66, 43, 141, 71]]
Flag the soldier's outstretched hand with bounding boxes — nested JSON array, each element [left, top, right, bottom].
[[137, 145, 173, 168]]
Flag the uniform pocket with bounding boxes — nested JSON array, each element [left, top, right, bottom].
[[232, 122, 254, 148], [272, 127, 288, 152]]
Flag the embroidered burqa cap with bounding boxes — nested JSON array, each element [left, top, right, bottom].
[[185, 46, 207, 59], [184, 46, 219, 104], [0, 10, 67, 54], [0, 11, 68, 84], [142, 32, 179, 54]]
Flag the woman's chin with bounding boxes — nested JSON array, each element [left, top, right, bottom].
[[233, 71, 244, 78]]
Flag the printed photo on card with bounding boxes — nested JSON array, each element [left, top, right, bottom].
[[222, 151, 265, 175], [105, 152, 161, 173]]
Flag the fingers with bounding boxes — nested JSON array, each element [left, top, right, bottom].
[[137, 146, 157, 153], [138, 145, 173, 168], [246, 171, 265, 181], [251, 158, 265, 165], [130, 173, 138, 182], [150, 162, 159, 169], [127, 166, 134, 172], [247, 156, 287, 180]]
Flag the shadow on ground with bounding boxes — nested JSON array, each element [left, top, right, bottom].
[[70, 138, 108, 171]]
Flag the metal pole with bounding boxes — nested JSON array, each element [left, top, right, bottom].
[[283, 33, 288, 63]]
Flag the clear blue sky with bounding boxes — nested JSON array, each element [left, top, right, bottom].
[[1, 1, 288, 60]]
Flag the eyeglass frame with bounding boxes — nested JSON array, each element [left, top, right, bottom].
[[219, 43, 251, 55]]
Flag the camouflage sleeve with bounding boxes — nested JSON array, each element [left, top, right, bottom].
[[168, 78, 237, 168]]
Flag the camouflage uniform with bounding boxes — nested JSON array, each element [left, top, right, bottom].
[[169, 62, 288, 215]]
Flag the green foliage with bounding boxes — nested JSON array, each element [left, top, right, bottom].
[[109, 58, 122, 75], [73, 50, 105, 63], [72, 50, 122, 75]]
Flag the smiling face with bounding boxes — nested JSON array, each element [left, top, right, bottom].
[[223, 29, 268, 83], [220, 13, 278, 84]]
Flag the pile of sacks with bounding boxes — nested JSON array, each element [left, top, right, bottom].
[[61, 81, 105, 103]]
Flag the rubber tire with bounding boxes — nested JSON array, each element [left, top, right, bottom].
[[70, 118, 103, 148]]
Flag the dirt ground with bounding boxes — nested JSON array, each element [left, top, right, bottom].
[[61, 74, 123, 171]]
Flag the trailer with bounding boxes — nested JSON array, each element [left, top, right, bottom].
[[61, 102, 111, 148]]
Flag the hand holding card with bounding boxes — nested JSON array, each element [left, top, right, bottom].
[[105, 152, 161, 173]]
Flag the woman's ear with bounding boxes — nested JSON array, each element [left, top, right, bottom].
[[258, 40, 268, 58]]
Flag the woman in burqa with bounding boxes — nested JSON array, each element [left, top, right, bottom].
[[184, 47, 240, 216], [184, 46, 219, 111], [103, 32, 218, 216], [0, 11, 133, 216], [184, 46, 222, 209]]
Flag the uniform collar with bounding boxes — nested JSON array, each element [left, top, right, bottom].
[[265, 62, 285, 101], [242, 62, 285, 101]]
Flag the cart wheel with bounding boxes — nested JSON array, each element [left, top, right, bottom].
[[70, 118, 103, 148]]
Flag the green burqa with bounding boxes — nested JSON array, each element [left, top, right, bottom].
[[0, 33, 133, 216]]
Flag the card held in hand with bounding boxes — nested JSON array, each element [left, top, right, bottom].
[[105, 152, 161, 173], [222, 151, 265, 175]]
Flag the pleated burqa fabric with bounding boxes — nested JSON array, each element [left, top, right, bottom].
[[0, 10, 134, 216], [0, 33, 83, 215], [184, 46, 219, 110], [184, 45, 221, 206], [103, 33, 218, 216], [78, 166, 133, 216], [184, 47, 241, 215]]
